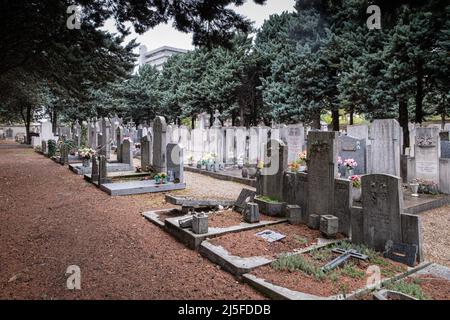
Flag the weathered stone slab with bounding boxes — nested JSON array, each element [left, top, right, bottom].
[[333, 178, 351, 236], [234, 188, 256, 213], [100, 180, 186, 196], [338, 135, 366, 175], [414, 127, 440, 186], [362, 174, 403, 252], [401, 213, 423, 263], [306, 131, 339, 217], [152, 116, 167, 172]]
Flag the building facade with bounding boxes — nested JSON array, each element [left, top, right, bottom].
[[139, 45, 188, 71]]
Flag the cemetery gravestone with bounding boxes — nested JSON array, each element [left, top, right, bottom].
[[258, 139, 288, 202], [102, 118, 111, 160], [368, 119, 401, 177], [441, 141, 450, 159], [306, 131, 339, 218], [166, 143, 184, 183], [141, 135, 152, 170], [338, 135, 366, 175], [284, 124, 305, 164], [121, 138, 133, 166], [414, 127, 440, 186], [361, 174, 403, 252], [152, 116, 167, 173], [234, 189, 256, 213]]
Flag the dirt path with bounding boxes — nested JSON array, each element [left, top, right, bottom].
[[0, 142, 263, 299]]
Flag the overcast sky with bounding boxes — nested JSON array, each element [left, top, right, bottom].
[[102, 0, 296, 52]]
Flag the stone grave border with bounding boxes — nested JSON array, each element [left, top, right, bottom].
[[164, 214, 287, 250], [165, 194, 236, 207], [403, 194, 450, 214], [242, 260, 432, 300], [184, 166, 257, 187], [199, 236, 341, 276], [69, 162, 133, 175], [83, 171, 152, 183]]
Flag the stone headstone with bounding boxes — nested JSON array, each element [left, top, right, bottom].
[[116, 126, 123, 162], [101, 118, 111, 160], [141, 135, 152, 170], [234, 189, 256, 213], [152, 116, 167, 173], [441, 141, 450, 159], [384, 242, 418, 267], [439, 131, 449, 141], [166, 143, 184, 183], [368, 119, 401, 177], [414, 127, 440, 186], [88, 122, 98, 149], [91, 156, 99, 182], [346, 124, 369, 141], [257, 139, 288, 202], [98, 155, 108, 185], [361, 174, 403, 252], [338, 135, 366, 175], [306, 131, 339, 217], [121, 138, 133, 166], [284, 124, 305, 164]]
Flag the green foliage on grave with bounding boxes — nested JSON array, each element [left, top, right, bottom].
[[272, 254, 326, 281], [340, 262, 366, 279], [385, 279, 430, 300], [293, 235, 308, 245], [254, 195, 282, 204], [47, 140, 57, 157]]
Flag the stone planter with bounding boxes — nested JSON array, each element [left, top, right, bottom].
[[254, 197, 285, 217], [351, 187, 362, 202], [410, 183, 419, 197]]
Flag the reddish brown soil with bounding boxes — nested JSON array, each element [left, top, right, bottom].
[[0, 142, 263, 300], [209, 223, 322, 258], [207, 210, 277, 229], [409, 275, 450, 300], [251, 249, 406, 297]]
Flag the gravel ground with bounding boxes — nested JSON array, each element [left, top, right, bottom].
[[0, 142, 262, 300], [420, 205, 450, 267]]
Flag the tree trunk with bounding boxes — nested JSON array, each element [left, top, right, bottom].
[[415, 60, 424, 124], [398, 98, 409, 154], [331, 108, 340, 131], [311, 112, 321, 130], [19, 105, 32, 144], [349, 108, 354, 125], [52, 108, 58, 134]]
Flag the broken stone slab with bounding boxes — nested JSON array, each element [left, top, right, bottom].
[[179, 216, 193, 228]]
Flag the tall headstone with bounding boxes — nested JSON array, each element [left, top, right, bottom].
[[166, 143, 184, 183], [225, 127, 236, 164], [414, 127, 441, 186], [91, 156, 99, 182], [98, 155, 108, 185], [102, 118, 111, 160], [152, 116, 167, 172], [97, 133, 103, 153], [368, 119, 401, 177], [306, 131, 339, 217], [361, 174, 403, 252], [284, 124, 305, 164], [116, 126, 123, 162], [257, 139, 288, 201], [73, 120, 81, 147], [141, 135, 152, 170], [121, 138, 133, 166]]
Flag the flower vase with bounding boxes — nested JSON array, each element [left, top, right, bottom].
[[155, 177, 160, 184], [346, 168, 354, 178], [410, 183, 419, 197], [352, 187, 362, 202]]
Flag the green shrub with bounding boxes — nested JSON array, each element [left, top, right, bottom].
[[47, 140, 57, 157], [385, 279, 429, 300], [272, 254, 326, 281]]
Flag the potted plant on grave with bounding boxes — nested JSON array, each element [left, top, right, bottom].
[[409, 180, 420, 197], [288, 161, 301, 173], [210, 153, 219, 172], [159, 172, 168, 184], [413, 178, 439, 195], [78, 147, 96, 167], [343, 158, 358, 177], [254, 195, 285, 217], [154, 173, 161, 184], [350, 175, 362, 202], [298, 151, 307, 172]]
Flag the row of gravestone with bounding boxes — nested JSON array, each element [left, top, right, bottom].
[[256, 131, 422, 262]]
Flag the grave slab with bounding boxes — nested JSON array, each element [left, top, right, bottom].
[[164, 214, 287, 249], [69, 162, 133, 175], [100, 180, 186, 196], [165, 194, 235, 207]]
